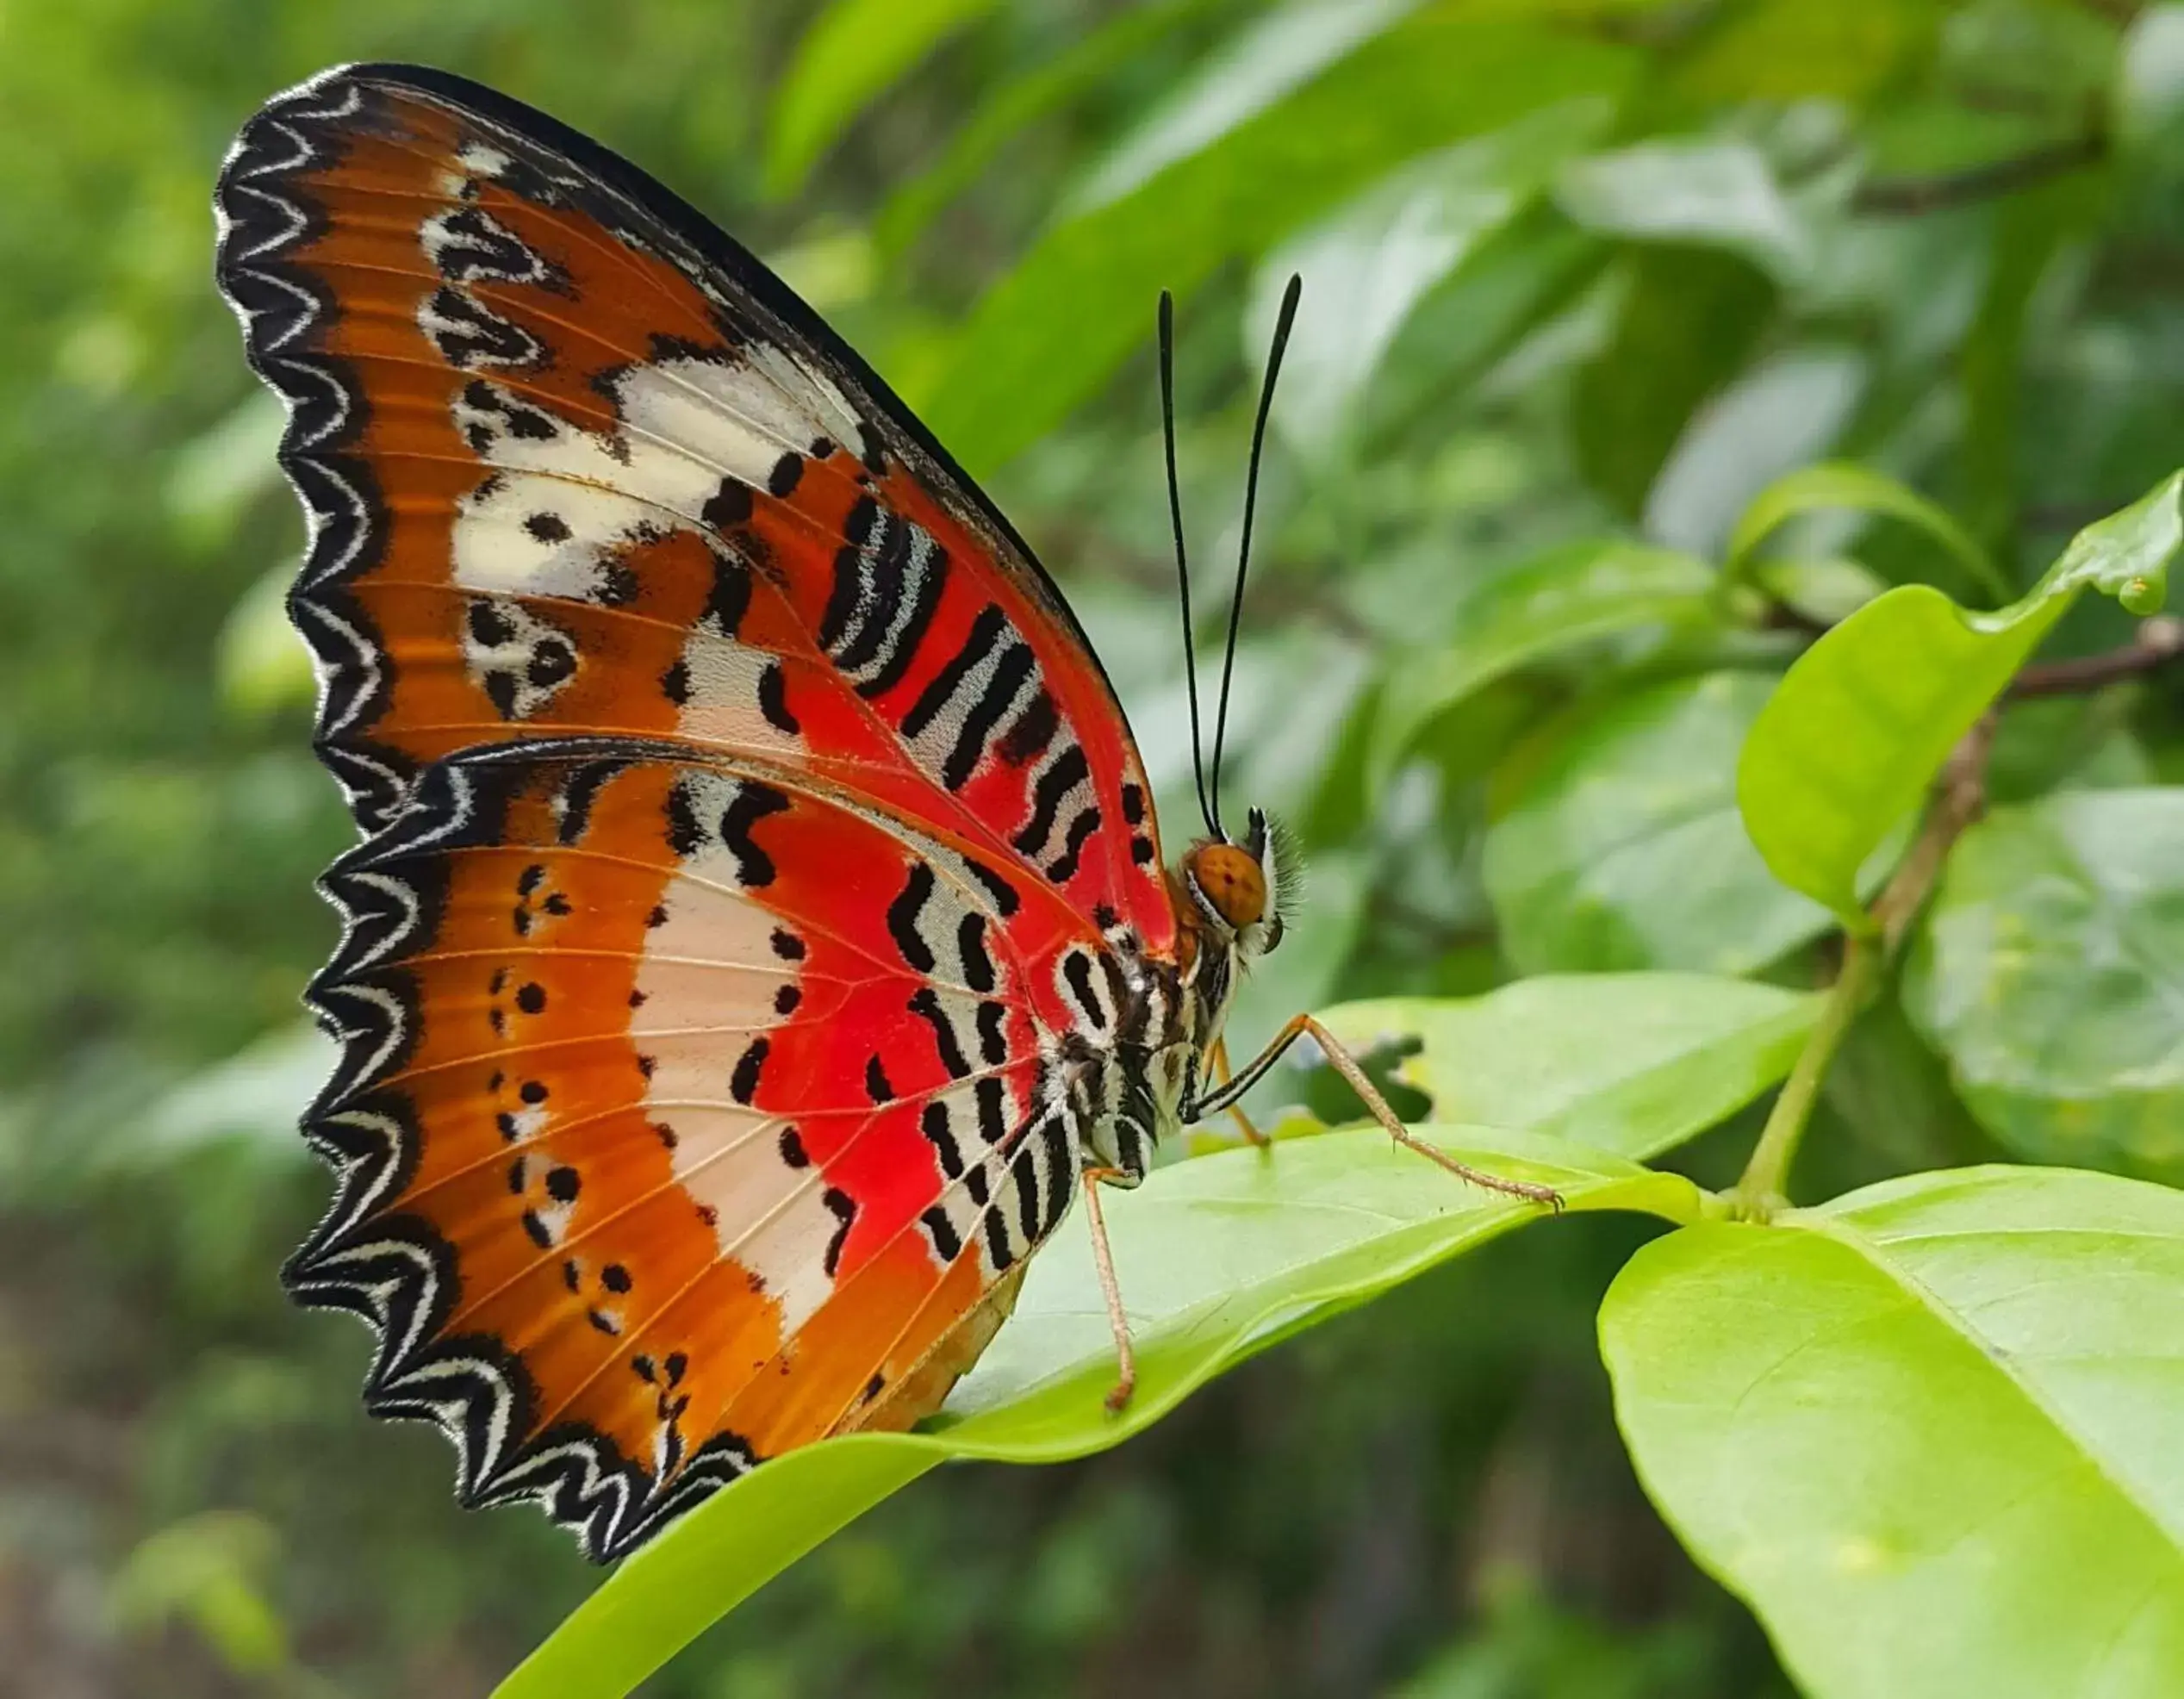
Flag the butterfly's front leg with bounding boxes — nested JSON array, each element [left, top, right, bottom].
[[1192, 1015, 1565, 1210], [1079, 1165, 1139, 1413], [1209, 1038, 1271, 1148]]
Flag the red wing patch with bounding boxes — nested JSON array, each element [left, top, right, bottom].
[[299, 739, 1093, 1559], [215, 62, 1170, 949]]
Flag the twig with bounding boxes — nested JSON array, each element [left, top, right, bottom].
[[2009, 614, 2184, 698], [1871, 710, 1999, 954], [1852, 133, 2106, 215]]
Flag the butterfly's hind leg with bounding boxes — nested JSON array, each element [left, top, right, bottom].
[[1080, 1166, 1138, 1413], [1196, 1015, 1564, 1210]]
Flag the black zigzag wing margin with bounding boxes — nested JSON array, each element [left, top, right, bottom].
[[214, 61, 1148, 841], [289, 737, 768, 1562], [212, 66, 416, 835]]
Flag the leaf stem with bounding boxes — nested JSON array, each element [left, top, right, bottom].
[[1731, 933, 1879, 1218], [1732, 713, 2000, 1218]]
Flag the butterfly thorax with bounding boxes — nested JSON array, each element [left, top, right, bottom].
[[1070, 811, 1290, 1184]]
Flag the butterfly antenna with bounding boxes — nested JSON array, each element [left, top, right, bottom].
[[1160, 289, 1218, 841], [1208, 272, 1302, 841]]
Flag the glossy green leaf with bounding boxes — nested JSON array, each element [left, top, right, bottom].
[[1484, 673, 1836, 976], [763, 0, 1000, 198], [1602, 1165, 2184, 1699], [1369, 538, 1717, 790], [1556, 138, 1810, 280], [1317, 972, 1820, 1161], [1725, 460, 2003, 604], [1251, 98, 1613, 464], [496, 1128, 1697, 1699], [920, 19, 1633, 471], [1738, 472, 2184, 923], [1903, 788, 2184, 1178]]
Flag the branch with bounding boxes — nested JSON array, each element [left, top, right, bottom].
[[1871, 710, 1999, 955], [1852, 133, 2106, 216], [2009, 614, 2184, 698]]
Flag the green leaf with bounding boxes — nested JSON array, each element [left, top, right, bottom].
[[1369, 538, 1718, 790], [1065, 0, 1422, 215], [496, 1128, 1696, 1699], [1752, 556, 1889, 625], [215, 563, 314, 719], [1738, 471, 2184, 923], [1903, 788, 2184, 1178], [1672, 0, 1940, 103], [1725, 460, 2004, 604], [1602, 1165, 2184, 1699], [1573, 246, 1777, 520], [1555, 138, 1811, 280], [919, 19, 1634, 471], [2119, 6, 2184, 146], [763, 0, 1001, 198], [1484, 673, 1837, 975], [1644, 348, 1870, 561], [1317, 972, 1821, 1161], [873, 0, 1221, 258], [1250, 97, 1615, 464]]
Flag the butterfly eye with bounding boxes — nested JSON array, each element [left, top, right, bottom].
[[1187, 842, 1266, 931]]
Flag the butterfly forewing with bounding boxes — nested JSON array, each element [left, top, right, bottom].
[[219, 63, 1173, 1559], [216, 62, 1169, 939]]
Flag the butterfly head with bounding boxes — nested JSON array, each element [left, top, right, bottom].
[[1179, 806, 1291, 962]]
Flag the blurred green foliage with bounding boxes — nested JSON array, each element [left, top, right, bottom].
[[7, 0, 2184, 1694]]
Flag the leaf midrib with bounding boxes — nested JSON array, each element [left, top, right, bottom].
[[1794, 1211, 2184, 1559]]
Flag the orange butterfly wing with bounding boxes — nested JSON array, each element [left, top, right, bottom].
[[217, 64, 1173, 1559], [304, 741, 1087, 1555]]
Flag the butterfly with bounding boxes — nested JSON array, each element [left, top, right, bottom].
[[215, 62, 1558, 1563]]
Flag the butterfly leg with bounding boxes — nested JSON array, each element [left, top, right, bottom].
[[1196, 1015, 1563, 1210], [1210, 1037, 1270, 1148], [1080, 1166, 1137, 1413]]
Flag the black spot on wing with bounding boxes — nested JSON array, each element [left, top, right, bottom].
[[821, 1187, 857, 1279]]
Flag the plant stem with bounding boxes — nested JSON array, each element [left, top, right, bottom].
[[2009, 613, 2184, 698], [1731, 934, 1880, 1218], [1730, 713, 1999, 1219]]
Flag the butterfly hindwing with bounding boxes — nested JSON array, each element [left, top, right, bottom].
[[215, 61, 1171, 948], [297, 738, 1099, 1559]]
